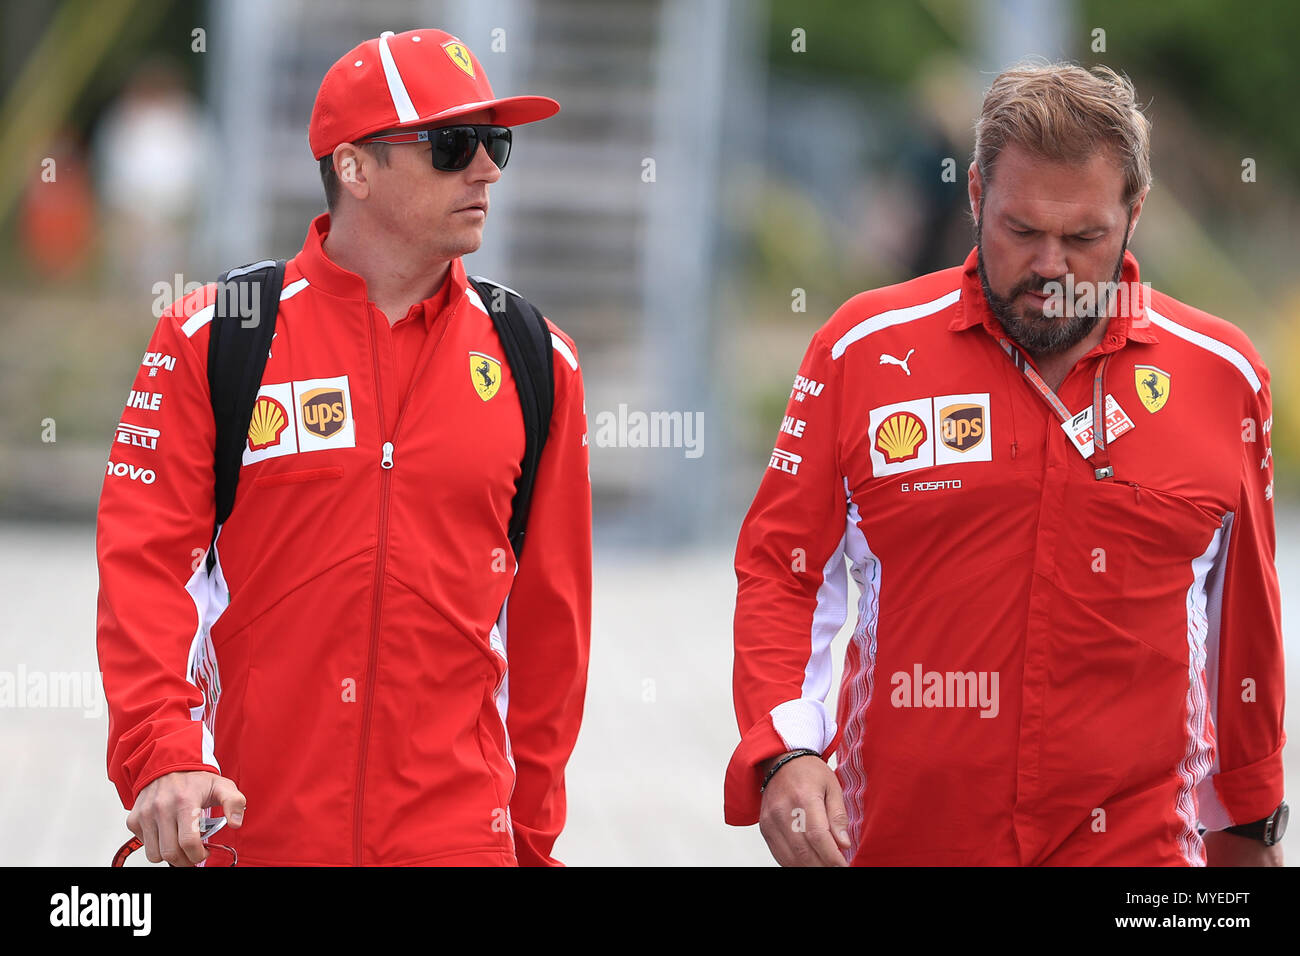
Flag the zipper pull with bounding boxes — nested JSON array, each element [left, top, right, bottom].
[[381, 441, 394, 469]]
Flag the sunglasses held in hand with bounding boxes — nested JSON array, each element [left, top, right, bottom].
[[112, 816, 237, 867], [362, 124, 513, 171]]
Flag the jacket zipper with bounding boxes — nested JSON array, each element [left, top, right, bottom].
[[351, 292, 460, 865], [354, 304, 393, 866]]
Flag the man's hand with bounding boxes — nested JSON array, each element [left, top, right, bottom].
[[758, 753, 851, 867], [127, 771, 246, 867], [1203, 829, 1284, 867]]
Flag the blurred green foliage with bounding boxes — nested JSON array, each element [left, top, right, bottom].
[[765, 0, 964, 85], [765, 0, 1300, 185], [1082, 0, 1300, 183]]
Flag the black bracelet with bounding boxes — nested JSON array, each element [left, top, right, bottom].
[[761, 749, 822, 792]]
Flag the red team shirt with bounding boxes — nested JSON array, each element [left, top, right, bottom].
[[97, 213, 592, 866], [726, 247, 1284, 866], [389, 262, 452, 401]]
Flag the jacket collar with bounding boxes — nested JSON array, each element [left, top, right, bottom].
[[295, 212, 469, 316], [948, 245, 1159, 349]]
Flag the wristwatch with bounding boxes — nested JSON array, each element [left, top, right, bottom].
[[1223, 802, 1288, 846]]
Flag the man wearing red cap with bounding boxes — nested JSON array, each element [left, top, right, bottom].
[[97, 29, 591, 866]]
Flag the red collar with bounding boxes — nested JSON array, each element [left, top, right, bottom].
[[294, 212, 468, 322], [948, 245, 1159, 350]]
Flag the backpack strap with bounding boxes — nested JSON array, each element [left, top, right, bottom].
[[206, 258, 286, 572], [468, 276, 555, 560]]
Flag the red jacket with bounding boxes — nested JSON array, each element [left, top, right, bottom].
[[97, 214, 592, 865], [726, 248, 1284, 865]]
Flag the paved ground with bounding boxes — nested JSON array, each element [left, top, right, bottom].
[[2, 511, 1297, 866]]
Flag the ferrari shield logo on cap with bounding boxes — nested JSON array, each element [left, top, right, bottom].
[[1134, 364, 1170, 414], [470, 351, 501, 401], [442, 40, 475, 77]]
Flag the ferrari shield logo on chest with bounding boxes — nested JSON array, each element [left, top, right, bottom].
[[470, 351, 502, 401], [1135, 364, 1171, 413]]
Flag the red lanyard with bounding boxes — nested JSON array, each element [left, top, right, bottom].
[[997, 338, 1114, 481]]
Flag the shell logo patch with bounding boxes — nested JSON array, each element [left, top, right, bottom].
[[442, 40, 475, 77], [248, 396, 289, 451], [470, 351, 501, 401], [875, 412, 927, 464], [1135, 364, 1170, 414], [243, 383, 299, 464]]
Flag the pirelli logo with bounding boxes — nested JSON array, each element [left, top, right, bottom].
[[768, 447, 802, 476]]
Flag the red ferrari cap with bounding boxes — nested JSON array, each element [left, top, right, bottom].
[[309, 28, 559, 159]]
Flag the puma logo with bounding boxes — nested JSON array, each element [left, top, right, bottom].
[[879, 349, 915, 376]]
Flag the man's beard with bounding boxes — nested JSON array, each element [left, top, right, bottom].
[[976, 206, 1129, 357]]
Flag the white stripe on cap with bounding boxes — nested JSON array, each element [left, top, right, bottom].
[[377, 31, 418, 123]]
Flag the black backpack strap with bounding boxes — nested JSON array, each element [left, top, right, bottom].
[[468, 275, 555, 560], [206, 258, 286, 572]]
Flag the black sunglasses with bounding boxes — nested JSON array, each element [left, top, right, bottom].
[[362, 124, 512, 171]]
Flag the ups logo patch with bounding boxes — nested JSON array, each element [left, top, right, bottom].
[[300, 387, 347, 438], [939, 403, 985, 452]]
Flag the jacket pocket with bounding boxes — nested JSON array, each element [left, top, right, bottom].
[[1068, 476, 1225, 665], [252, 465, 344, 488]]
